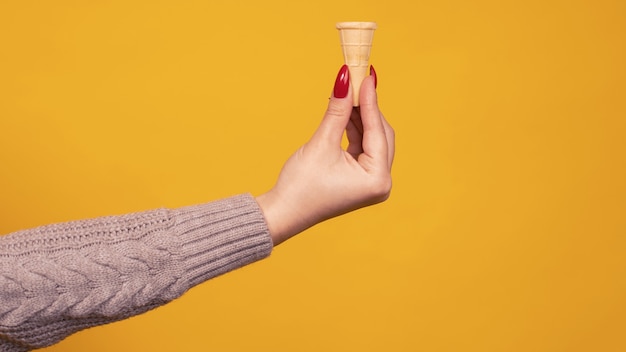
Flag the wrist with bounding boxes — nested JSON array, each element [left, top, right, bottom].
[[255, 191, 288, 246], [255, 189, 313, 246]]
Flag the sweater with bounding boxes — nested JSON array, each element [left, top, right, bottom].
[[0, 194, 273, 351]]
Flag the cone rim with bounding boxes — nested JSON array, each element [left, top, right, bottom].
[[336, 22, 377, 30]]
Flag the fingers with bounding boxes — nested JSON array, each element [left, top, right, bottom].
[[358, 76, 389, 170], [380, 112, 395, 170], [311, 66, 394, 174], [349, 107, 364, 135], [346, 108, 364, 159], [311, 67, 354, 147]]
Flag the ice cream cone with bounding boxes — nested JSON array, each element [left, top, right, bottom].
[[336, 22, 377, 106]]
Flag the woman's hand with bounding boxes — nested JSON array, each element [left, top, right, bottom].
[[256, 65, 395, 245]]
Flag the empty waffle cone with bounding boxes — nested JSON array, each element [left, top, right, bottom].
[[336, 22, 377, 106]]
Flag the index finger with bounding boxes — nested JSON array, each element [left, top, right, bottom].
[[358, 76, 389, 169]]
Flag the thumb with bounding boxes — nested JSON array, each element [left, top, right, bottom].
[[311, 65, 353, 146]]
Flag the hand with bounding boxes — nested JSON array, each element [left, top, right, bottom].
[[256, 65, 395, 245]]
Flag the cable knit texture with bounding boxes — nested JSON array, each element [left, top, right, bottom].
[[0, 194, 273, 351]]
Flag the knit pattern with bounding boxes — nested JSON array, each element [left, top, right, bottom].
[[0, 194, 273, 351]]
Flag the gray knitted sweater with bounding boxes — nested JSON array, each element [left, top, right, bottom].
[[0, 194, 273, 351]]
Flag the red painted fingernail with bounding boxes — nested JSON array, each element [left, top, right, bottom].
[[333, 64, 350, 98], [370, 65, 378, 89]]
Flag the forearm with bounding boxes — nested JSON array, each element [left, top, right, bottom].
[[0, 194, 272, 351]]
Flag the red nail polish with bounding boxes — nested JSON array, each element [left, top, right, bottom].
[[334, 64, 350, 98], [370, 65, 378, 89]]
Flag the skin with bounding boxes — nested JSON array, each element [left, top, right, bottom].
[[256, 76, 395, 245], [0, 69, 391, 352]]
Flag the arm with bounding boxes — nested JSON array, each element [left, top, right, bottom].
[[0, 195, 272, 351], [0, 65, 394, 351]]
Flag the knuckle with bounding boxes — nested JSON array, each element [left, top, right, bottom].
[[384, 121, 395, 138], [370, 175, 392, 202], [325, 102, 350, 118], [361, 99, 376, 110]]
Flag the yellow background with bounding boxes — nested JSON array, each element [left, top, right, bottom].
[[1, 0, 625, 351]]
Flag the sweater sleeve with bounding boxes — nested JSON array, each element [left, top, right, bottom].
[[0, 194, 273, 352]]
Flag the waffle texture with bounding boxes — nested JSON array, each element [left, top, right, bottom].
[[0, 194, 273, 351], [336, 21, 377, 106]]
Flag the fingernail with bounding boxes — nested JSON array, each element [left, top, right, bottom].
[[333, 64, 350, 98], [370, 65, 378, 89]]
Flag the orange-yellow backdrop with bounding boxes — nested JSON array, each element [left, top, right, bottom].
[[1, 0, 625, 351]]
